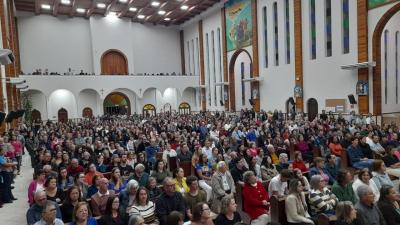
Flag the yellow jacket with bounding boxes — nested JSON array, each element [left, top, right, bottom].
[[174, 177, 189, 193]]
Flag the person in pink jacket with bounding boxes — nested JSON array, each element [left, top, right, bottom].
[[28, 169, 46, 206]]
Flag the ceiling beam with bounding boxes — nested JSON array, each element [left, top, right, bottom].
[[150, 0, 171, 24], [35, 0, 41, 15], [118, 0, 136, 18], [86, 0, 98, 18], [52, 0, 60, 16], [132, 1, 150, 21], [105, 0, 118, 16], [69, 0, 77, 17]]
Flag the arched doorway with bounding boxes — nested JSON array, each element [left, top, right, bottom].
[[58, 108, 68, 123], [103, 92, 131, 115], [143, 104, 156, 117], [179, 102, 191, 114], [372, 2, 400, 115], [82, 107, 93, 118], [31, 109, 41, 122], [286, 97, 296, 120], [228, 48, 253, 111], [307, 98, 318, 121], [101, 49, 128, 75]]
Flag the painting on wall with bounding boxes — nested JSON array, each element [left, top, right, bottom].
[[225, 0, 253, 52], [369, 0, 399, 9]]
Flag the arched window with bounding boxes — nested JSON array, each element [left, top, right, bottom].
[[342, 0, 350, 54], [325, 0, 332, 57], [285, 0, 290, 64], [384, 30, 389, 104], [273, 2, 279, 65], [143, 104, 156, 117], [310, 0, 316, 59], [179, 102, 191, 114], [241, 62, 245, 106], [263, 6, 268, 68]]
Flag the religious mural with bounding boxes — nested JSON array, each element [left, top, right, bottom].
[[225, 0, 253, 52], [369, 0, 399, 9]]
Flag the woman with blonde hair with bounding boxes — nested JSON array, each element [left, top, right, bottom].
[[214, 195, 242, 225], [285, 179, 314, 225]]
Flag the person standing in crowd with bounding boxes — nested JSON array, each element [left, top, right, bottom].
[[0, 146, 17, 205]]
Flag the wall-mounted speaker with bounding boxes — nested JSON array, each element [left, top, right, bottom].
[[348, 94, 357, 104]]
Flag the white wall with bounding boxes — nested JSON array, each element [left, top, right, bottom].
[[257, 0, 295, 112], [48, 89, 77, 120], [18, 12, 182, 75], [18, 12, 93, 75], [233, 49, 252, 110], [301, 0, 358, 113], [26, 90, 47, 119], [380, 11, 400, 113], [78, 89, 100, 117]]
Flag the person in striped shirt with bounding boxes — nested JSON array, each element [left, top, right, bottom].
[[308, 175, 338, 217], [127, 187, 158, 225]]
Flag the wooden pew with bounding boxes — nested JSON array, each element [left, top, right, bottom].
[[168, 155, 177, 172], [289, 143, 295, 161], [180, 161, 193, 177], [312, 146, 321, 158], [270, 195, 288, 225], [340, 148, 348, 169]]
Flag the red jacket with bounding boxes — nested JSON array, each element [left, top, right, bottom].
[[242, 181, 269, 220], [292, 160, 308, 173]]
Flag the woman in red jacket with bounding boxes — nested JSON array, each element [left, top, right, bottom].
[[242, 171, 271, 225]]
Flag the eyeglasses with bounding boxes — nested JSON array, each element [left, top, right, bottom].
[[202, 208, 210, 211]]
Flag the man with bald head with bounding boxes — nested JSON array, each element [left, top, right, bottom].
[[91, 177, 115, 216], [26, 190, 62, 225]]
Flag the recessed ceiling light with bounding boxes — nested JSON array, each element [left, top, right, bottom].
[[151, 1, 160, 7], [108, 12, 117, 16], [158, 10, 166, 15], [119, 0, 128, 3], [61, 0, 71, 5], [164, 18, 170, 21], [76, 8, 86, 13], [129, 7, 137, 12], [181, 5, 189, 10], [137, 14, 145, 19], [41, 4, 51, 10], [97, 3, 106, 9]]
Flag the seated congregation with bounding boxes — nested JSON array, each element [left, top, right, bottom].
[[3, 110, 398, 225]]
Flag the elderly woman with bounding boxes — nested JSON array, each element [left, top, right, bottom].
[[378, 185, 400, 225], [242, 171, 270, 225], [285, 179, 314, 225], [69, 201, 98, 225], [352, 171, 377, 201], [309, 175, 338, 217], [276, 153, 290, 172], [214, 195, 242, 225], [210, 161, 236, 213], [119, 179, 139, 218], [335, 201, 357, 225]]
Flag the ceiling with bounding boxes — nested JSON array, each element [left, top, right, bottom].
[[15, 0, 221, 25]]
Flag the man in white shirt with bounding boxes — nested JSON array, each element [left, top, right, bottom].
[[368, 135, 385, 156], [268, 169, 291, 197]]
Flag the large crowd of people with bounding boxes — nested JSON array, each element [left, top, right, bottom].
[[0, 109, 399, 225]]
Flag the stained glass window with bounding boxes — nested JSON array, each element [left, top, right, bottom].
[[285, 0, 290, 64], [310, 0, 316, 59], [273, 2, 279, 66], [342, 0, 350, 54], [325, 0, 332, 57], [263, 6, 268, 68]]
